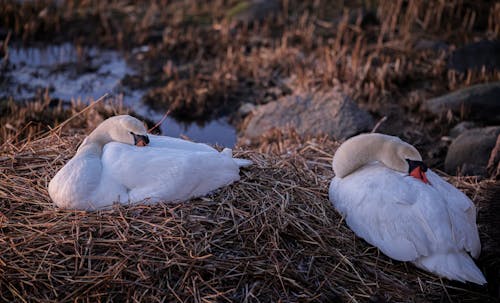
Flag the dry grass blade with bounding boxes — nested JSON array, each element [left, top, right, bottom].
[[148, 109, 172, 133], [44, 93, 108, 136]]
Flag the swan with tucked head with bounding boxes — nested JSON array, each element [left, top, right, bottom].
[[329, 133, 486, 285], [333, 133, 428, 183], [77, 115, 150, 153], [49, 115, 251, 210]]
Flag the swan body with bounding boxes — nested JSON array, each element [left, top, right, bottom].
[[329, 133, 486, 285], [48, 115, 252, 210]]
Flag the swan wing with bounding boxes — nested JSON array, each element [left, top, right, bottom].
[[147, 134, 218, 152], [101, 142, 241, 203], [329, 164, 455, 262], [425, 170, 481, 258], [49, 153, 103, 209]]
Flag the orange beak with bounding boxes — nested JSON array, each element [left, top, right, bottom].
[[135, 139, 147, 147], [132, 134, 149, 147], [410, 166, 429, 184]]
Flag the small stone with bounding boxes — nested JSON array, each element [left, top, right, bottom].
[[445, 126, 500, 176], [243, 91, 374, 140], [487, 135, 500, 179], [414, 39, 448, 52], [448, 40, 500, 73], [449, 121, 477, 138], [227, 0, 280, 24], [238, 102, 256, 116], [325, 8, 379, 29]]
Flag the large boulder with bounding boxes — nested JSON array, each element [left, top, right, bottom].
[[423, 82, 500, 124], [243, 91, 373, 140], [445, 126, 500, 176]]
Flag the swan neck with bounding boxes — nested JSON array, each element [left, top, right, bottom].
[[75, 125, 111, 157], [333, 146, 379, 177], [332, 134, 407, 177]]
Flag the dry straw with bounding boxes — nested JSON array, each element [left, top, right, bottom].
[[0, 113, 497, 302]]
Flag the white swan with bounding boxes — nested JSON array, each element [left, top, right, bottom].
[[48, 115, 252, 210], [329, 133, 486, 285]]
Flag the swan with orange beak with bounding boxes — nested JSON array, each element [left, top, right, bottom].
[[329, 133, 486, 285], [49, 115, 252, 210]]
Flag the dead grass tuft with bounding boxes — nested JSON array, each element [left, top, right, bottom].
[[0, 124, 497, 302]]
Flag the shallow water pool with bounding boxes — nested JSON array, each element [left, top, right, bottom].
[[1, 43, 237, 147]]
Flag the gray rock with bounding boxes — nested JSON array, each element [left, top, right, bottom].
[[448, 40, 500, 73], [449, 121, 477, 138], [228, 0, 280, 23], [243, 91, 373, 140], [414, 39, 448, 52], [424, 82, 500, 124], [487, 134, 500, 178], [328, 9, 379, 29], [238, 102, 256, 116], [445, 126, 500, 176]]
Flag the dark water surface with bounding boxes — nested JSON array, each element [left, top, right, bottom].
[[1, 43, 237, 147]]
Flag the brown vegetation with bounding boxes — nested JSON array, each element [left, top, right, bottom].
[[1, 0, 500, 301], [2, 0, 499, 125], [0, 115, 498, 302]]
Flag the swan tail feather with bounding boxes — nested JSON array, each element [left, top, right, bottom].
[[221, 148, 233, 157], [221, 148, 252, 167], [233, 158, 253, 167], [415, 252, 486, 285]]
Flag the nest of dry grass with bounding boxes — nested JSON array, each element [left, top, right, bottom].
[[0, 123, 498, 302]]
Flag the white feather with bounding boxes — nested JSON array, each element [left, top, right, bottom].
[[49, 134, 251, 210], [329, 162, 486, 285]]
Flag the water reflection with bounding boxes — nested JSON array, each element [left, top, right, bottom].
[[1, 43, 237, 147], [160, 117, 236, 147], [5, 43, 129, 101]]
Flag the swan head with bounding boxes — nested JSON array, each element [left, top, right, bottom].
[[381, 137, 429, 184], [84, 115, 150, 148], [105, 115, 149, 146], [332, 133, 429, 183], [107, 115, 150, 146]]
